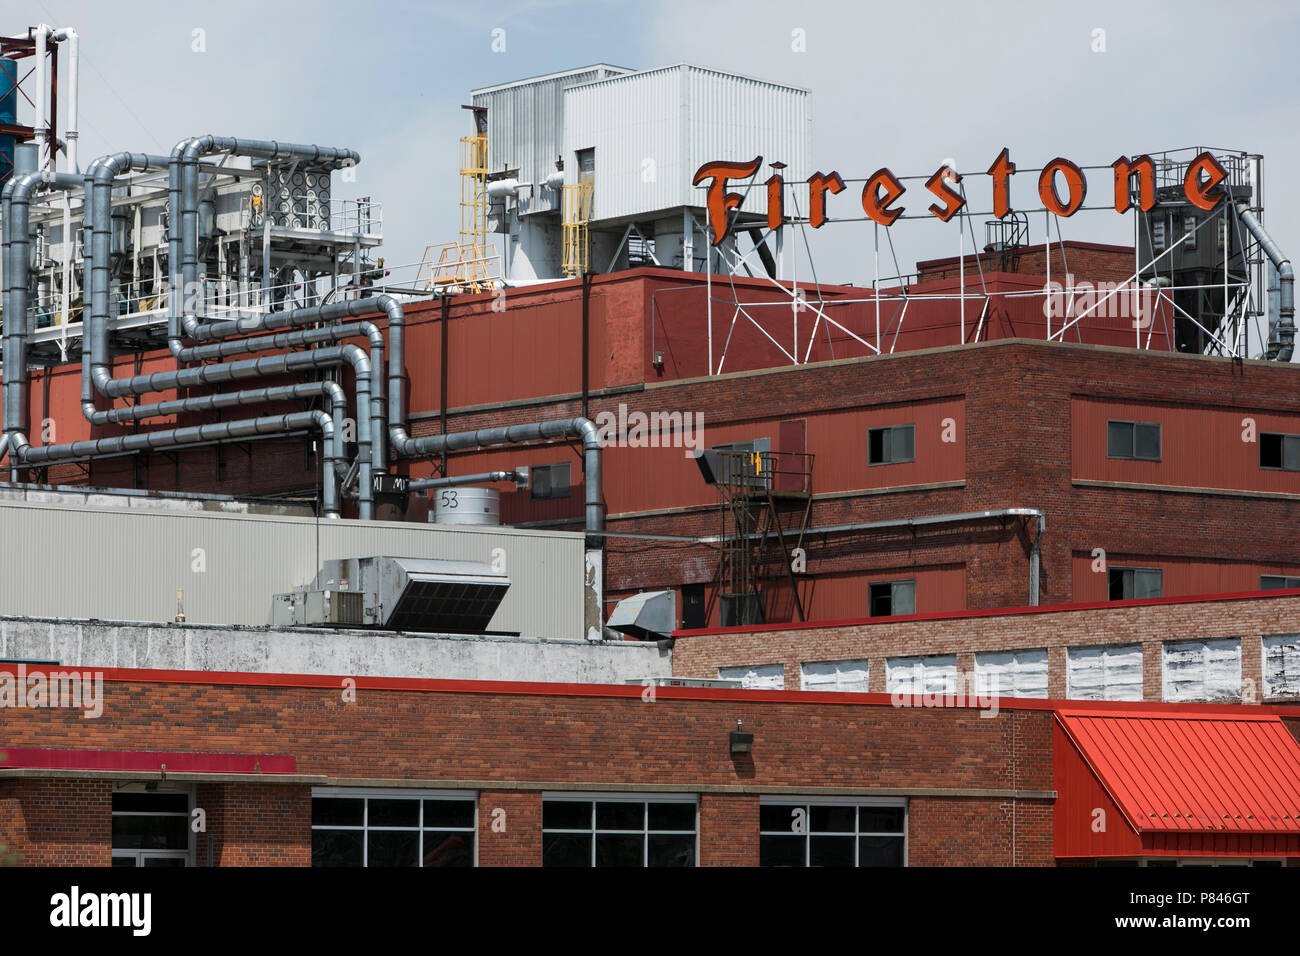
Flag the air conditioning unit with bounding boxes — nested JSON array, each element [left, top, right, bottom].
[[270, 556, 510, 634]]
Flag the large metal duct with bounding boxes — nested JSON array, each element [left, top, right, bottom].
[[3, 169, 84, 479], [382, 297, 605, 541], [78, 152, 367, 516], [1236, 203, 1295, 362]]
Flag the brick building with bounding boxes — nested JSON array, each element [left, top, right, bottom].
[[3, 668, 1299, 867]]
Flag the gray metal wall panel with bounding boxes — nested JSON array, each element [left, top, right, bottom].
[[0, 501, 583, 638], [563, 65, 811, 223]]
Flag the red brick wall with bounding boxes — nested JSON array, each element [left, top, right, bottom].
[[3, 675, 1056, 866], [477, 790, 541, 867], [0, 779, 111, 867], [194, 783, 310, 867], [908, 796, 1054, 866], [699, 793, 759, 866], [672, 593, 1300, 704]]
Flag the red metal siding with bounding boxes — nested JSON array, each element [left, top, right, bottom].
[[1072, 552, 1300, 602], [1072, 396, 1300, 495]]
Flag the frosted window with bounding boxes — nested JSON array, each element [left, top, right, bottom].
[[801, 659, 870, 693], [1066, 644, 1144, 701], [718, 663, 785, 690], [1263, 635, 1300, 698], [974, 649, 1048, 699], [886, 655, 957, 695], [1162, 638, 1241, 702]]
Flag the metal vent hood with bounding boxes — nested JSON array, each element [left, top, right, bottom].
[[607, 590, 677, 640], [302, 556, 511, 633]]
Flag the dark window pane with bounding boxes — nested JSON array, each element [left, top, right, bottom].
[[1260, 433, 1283, 469], [312, 798, 364, 827], [809, 804, 856, 833], [543, 801, 592, 831], [543, 833, 592, 867], [760, 834, 806, 867], [113, 792, 189, 814], [759, 804, 802, 832], [1108, 568, 1130, 600], [423, 800, 475, 829], [367, 798, 419, 827], [312, 829, 363, 867], [647, 834, 695, 867], [1146, 859, 1178, 867], [858, 836, 905, 866], [596, 801, 644, 831], [869, 583, 892, 617], [868, 429, 885, 464], [367, 830, 419, 867], [111, 814, 189, 850], [859, 807, 906, 833], [809, 835, 855, 867], [111, 856, 137, 867], [1107, 421, 1132, 458], [647, 802, 695, 832], [1135, 423, 1161, 460], [595, 834, 644, 867], [142, 856, 185, 867], [1286, 435, 1300, 471], [422, 831, 474, 867]]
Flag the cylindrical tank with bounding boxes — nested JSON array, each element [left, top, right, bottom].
[[0, 58, 17, 185], [430, 486, 501, 526]]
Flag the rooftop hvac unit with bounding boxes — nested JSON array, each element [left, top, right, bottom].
[[607, 589, 677, 640], [269, 556, 510, 633]]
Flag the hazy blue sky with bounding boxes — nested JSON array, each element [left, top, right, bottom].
[[11, 0, 1299, 290]]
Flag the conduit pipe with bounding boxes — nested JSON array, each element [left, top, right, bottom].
[[3, 169, 83, 479], [1236, 203, 1295, 362], [384, 300, 605, 541], [77, 151, 366, 516], [408, 470, 521, 491]]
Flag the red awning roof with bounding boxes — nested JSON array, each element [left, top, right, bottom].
[[1057, 712, 1300, 834]]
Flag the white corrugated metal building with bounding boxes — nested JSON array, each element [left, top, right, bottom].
[[471, 63, 811, 280]]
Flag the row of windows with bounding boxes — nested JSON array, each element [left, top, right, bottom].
[[719, 634, 1300, 701], [710, 422, 1300, 472], [309, 792, 908, 867]]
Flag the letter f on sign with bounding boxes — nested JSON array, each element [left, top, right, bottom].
[[693, 157, 763, 245]]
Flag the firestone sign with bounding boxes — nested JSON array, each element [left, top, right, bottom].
[[691, 149, 1231, 246]]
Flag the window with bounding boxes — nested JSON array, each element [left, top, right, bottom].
[[759, 798, 905, 867], [974, 649, 1048, 699], [1263, 634, 1300, 698], [801, 659, 870, 692], [868, 424, 915, 465], [530, 461, 571, 500], [718, 663, 784, 690], [869, 579, 916, 617], [1261, 575, 1300, 590], [1108, 567, 1162, 600], [311, 790, 475, 867], [1162, 638, 1241, 702], [886, 654, 957, 695], [1106, 420, 1161, 461], [111, 789, 192, 867], [720, 591, 764, 626], [1066, 644, 1144, 701], [542, 796, 695, 867], [1260, 433, 1300, 471]]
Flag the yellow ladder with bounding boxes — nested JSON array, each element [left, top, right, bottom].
[[562, 182, 593, 278]]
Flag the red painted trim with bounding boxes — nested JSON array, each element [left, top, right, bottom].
[[671, 587, 1300, 638], [51, 664, 1300, 718], [0, 747, 295, 774]]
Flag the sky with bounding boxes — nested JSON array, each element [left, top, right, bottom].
[[8, 0, 1300, 301]]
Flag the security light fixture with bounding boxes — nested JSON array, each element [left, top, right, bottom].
[[729, 719, 753, 757]]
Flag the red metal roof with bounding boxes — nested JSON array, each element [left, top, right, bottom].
[[1057, 712, 1300, 834]]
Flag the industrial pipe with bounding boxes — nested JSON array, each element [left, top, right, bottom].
[[51, 27, 78, 172], [1236, 203, 1295, 362], [384, 288, 604, 541], [408, 470, 521, 491], [3, 169, 83, 478]]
